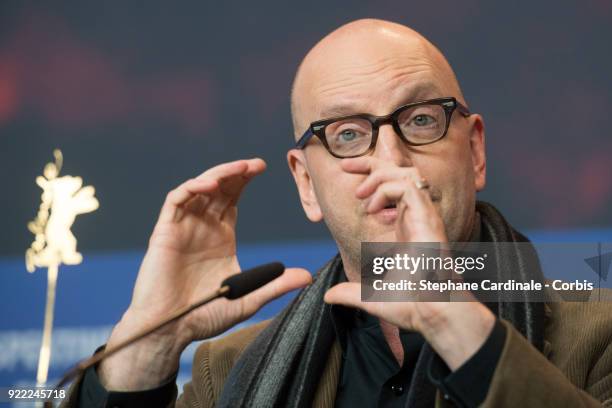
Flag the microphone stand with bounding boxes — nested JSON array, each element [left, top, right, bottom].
[[43, 285, 229, 408]]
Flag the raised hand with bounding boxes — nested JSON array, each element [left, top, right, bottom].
[[325, 157, 494, 371], [99, 158, 311, 390]]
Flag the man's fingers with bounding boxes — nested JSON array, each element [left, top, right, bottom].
[[396, 175, 446, 242], [342, 156, 413, 176], [366, 181, 406, 213], [324, 282, 361, 307], [362, 170, 435, 216], [207, 158, 266, 217], [324, 282, 384, 317], [397, 174, 436, 221], [184, 178, 219, 197], [343, 156, 444, 242], [356, 167, 409, 199], [243, 158, 267, 177], [194, 159, 250, 181], [158, 178, 216, 223], [340, 156, 378, 174], [242, 267, 312, 315], [325, 283, 418, 330], [193, 158, 265, 183], [164, 178, 216, 206], [160, 158, 267, 223], [164, 159, 253, 210]]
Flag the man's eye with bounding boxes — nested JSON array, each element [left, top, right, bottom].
[[326, 119, 371, 148], [412, 114, 435, 126], [338, 129, 358, 141]]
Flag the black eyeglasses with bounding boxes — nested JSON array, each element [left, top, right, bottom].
[[295, 97, 471, 158]]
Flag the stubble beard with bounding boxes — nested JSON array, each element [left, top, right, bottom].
[[322, 186, 457, 280], [323, 209, 396, 281]]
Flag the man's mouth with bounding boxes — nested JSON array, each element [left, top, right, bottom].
[[370, 203, 399, 225]]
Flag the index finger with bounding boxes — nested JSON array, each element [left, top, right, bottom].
[[340, 156, 377, 174], [159, 158, 266, 221], [341, 156, 404, 175], [195, 158, 266, 183], [208, 158, 267, 212]]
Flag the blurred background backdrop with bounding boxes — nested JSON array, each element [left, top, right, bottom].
[[1, 0, 611, 402]]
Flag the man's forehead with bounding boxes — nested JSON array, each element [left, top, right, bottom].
[[300, 46, 448, 121], [315, 80, 444, 120]]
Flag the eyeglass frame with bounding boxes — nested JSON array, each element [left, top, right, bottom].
[[294, 96, 472, 158]]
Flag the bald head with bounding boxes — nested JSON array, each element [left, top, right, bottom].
[[291, 19, 465, 137]]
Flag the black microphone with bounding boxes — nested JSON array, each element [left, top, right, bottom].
[[221, 262, 284, 299], [44, 262, 285, 407]]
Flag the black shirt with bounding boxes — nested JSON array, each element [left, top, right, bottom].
[[332, 304, 425, 407], [331, 303, 506, 408]]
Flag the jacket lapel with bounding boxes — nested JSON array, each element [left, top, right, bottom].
[[312, 338, 342, 408]]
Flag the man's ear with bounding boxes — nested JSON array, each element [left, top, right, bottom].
[[287, 149, 323, 222], [468, 114, 486, 192]]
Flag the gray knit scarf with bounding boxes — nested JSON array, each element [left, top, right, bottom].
[[217, 201, 546, 408]]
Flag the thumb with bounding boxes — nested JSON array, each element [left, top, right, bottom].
[[324, 282, 362, 308], [243, 267, 312, 313], [325, 282, 387, 319]]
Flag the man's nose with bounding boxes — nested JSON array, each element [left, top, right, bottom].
[[372, 123, 413, 167]]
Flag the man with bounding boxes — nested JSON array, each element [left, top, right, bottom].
[[64, 19, 612, 407]]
